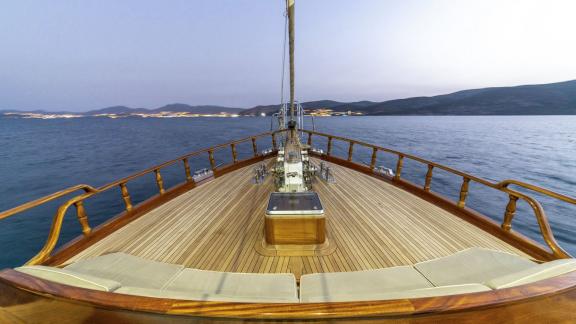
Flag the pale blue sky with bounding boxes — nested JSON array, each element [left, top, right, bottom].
[[1, 0, 575, 111]]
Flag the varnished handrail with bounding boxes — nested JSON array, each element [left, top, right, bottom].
[[2, 128, 573, 264], [26, 190, 97, 265], [0, 130, 284, 265], [301, 129, 573, 259], [303, 129, 497, 187], [497, 179, 576, 205], [0, 184, 98, 220]]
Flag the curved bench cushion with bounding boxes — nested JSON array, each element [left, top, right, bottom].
[[486, 259, 576, 289], [300, 266, 432, 302], [414, 248, 536, 286], [65, 252, 183, 289], [165, 269, 298, 302], [115, 286, 299, 303], [15, 265, 121, 292], [300, 284, 491, 303]]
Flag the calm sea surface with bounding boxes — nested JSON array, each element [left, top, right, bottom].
[[0, 116, 575, 268]]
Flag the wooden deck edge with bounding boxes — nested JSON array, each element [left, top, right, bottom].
[[310, 152, 557, 262], [1, 268, 576, 321]]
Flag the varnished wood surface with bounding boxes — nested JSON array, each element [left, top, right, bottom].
[[1, 268, 576, 322], [264, 216, 326, 245], [2, 154, 576, 321], [63, 158, 530, 275]]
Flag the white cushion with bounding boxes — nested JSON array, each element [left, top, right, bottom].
[[65, 252, 183, 289], [165, 269, 298, 303], [414, 248, 536, 286], [115, 286, 299, 303], [300, 266, 433, 302], [301, 284, 491, 303], [486, 259, 576, 289], [15, 265, 121, 292]]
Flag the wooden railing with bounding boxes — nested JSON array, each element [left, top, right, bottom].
[[1, 128, 573, 265], [0, 131, 282, 265], [302, 129, 574, 259]]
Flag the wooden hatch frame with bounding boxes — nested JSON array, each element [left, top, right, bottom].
[[1, 129, 576, 322]]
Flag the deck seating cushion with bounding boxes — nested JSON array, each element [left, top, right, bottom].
[[65, 252, 183, 289], [15, 265, 121, 292], [485, 259, 576, 289], [300, 266, 433, 302], [164, 269, 298, 302], [414, 247, 536, 286], [300, 283, 491, 303]]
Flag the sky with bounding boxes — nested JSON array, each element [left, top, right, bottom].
[[1, 0, 576, 111]]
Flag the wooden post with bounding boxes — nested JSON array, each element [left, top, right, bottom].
[[154, 169, 165, 195], [327, 137, 333, 156], [183, 158, 193, 182], [74, 201, 91, 235], [251, 137, 258, 157], [119, 183, 132, 211], [208, 149, 216, 171], [231, 143, 238, 163], [307, 132, 312, 146], [424, 165, 434, 192], [271, 133, 277, 150], [347, 142, 354, 162], [457, 177, 471, 208], [394, 155, 404, 181], [370, 147, 378, 170], [502, 195, 519, 231]]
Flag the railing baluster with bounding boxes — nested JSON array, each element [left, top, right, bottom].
[[347, 142, 354, 162], [74, 201, 91, 235], [424, 165, 434, 192], [457, 177, 471, 208], [231, 143, 238, 163], [183, 158, 193, 182], [271, 133, 277, 150], [327, 137, 333, 156], [119, 182, 133, 211], [370, 147, 378, 170], [208, 149, 216, 170], [307, 132, 312, 146], [251, 137, 258, 157], [502, 195, 519, 231], [154, 169, 165, 194], [394, 155, 404, 180]]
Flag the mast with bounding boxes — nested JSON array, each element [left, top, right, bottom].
[[286, 0, 296, 135]]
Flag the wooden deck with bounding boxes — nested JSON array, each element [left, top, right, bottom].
[[66, 158, 530, 278]]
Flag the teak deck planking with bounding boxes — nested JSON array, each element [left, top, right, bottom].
[[65, 158, 530, 277]]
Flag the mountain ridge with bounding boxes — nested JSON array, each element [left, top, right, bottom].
[[2, 80, 576, 116]]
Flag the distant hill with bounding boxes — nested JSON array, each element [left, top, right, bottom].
[[3, 80, 576, 116], [151, 104, 243, 114], [86, 104, 243, 115], [85, 106, 150, 115], [243, 80, 576, 116], [339, 80, 576, 115]]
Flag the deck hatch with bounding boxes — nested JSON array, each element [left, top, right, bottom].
[[266, 192, 324, 215]]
